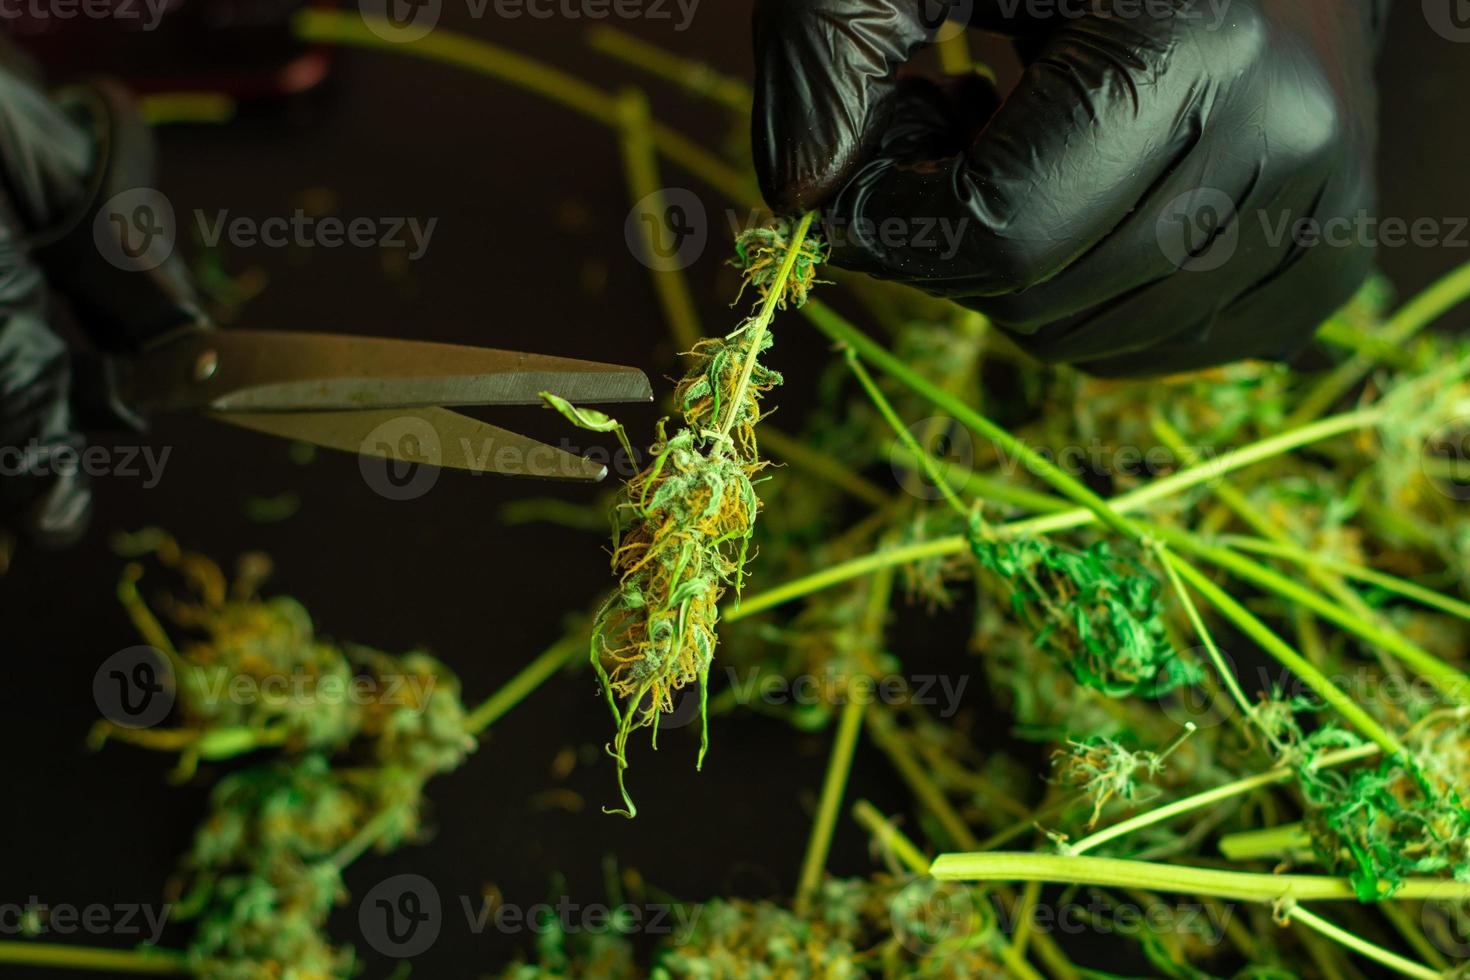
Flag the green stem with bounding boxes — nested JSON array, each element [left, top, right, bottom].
[[1067, 744, 1379, 857], [717, 211, 816, 440], [732, 403, 1384, 620], [615, 87, 701, 354], [794, 679, 869, 917], [1279, 903, 1440, 980], [0, 942, 187, 975], [586, 25, 751, 111], [464, 635, 582, 735], [804, 300, 1144, 540], [843, 348, 968, 519], [1155, 546, 1255, 724], [1290, 259, 1470, 425], [761, 426, 891, 508], [929, 852, 1470, 903], [1218, 823, 1313, 862], [1147, 522, 1469, 705], [1224, 534, 1470, 624], [1158, 551, 1407, 757], [852, 799, 930, 874], [293, 10, 752, 204]]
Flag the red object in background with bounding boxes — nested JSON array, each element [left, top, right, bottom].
[[2, 0, 333, 97]]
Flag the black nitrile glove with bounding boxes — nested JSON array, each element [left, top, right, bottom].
[[0, 54, 206, 547], [754, 0, 1392, 376]]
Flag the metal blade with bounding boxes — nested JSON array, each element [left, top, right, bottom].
[[133, 330, 652, 413], [213, 408, 608, 482]]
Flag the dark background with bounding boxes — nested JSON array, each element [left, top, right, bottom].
[[2, 3, 1466, 977]]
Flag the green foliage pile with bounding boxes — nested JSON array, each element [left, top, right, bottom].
[[105, 535, 474, 979]]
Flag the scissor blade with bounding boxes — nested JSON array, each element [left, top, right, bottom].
[[213, 408, 608, 482], [133, 330, 652, 413]]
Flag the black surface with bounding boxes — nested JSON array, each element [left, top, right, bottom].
[[3, 4, 1468, 978]]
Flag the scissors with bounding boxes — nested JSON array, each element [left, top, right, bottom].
[[96, 328, 653, 482]]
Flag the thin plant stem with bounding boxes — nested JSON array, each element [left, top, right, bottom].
[[1155, 545, 1256, 724], [803, 301, 1145, 539], [1223, 534, 1470, 624], [929, 852, 1470, 903], [0, 941, 188, 975], [731, 403, 1385, 620], [586, 25, 751, 111], [1278, 903, 1440, 980], [293, 11, 752, 204], [615, 87, 701, 354], [1218, 823, 1313, 862], [716, 210, 816, 440], [794, 678, 870, 917], [1379, 901, 1452, 972], [1290, 258, 1470, 425], [138, 93, 236, 125], [1146, 521, 1469, 705], [936, 29, 973, 74], [852, 799, 930, 874], [1152, 412, 1386, 632], [1067, 744, 1379, 857], [464, 635, 582, 735], [843, 348, 968, 519], [1158, 551, 1406, 757], [866, 714, 1076, 980], [761, 426, 891, 508], [1010, 879, 1044, 958]]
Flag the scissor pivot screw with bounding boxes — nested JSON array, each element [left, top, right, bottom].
[[194, 350, 219, 383]]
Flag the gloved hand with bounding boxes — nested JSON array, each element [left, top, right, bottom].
[[753, 0, 1391, 376], [0, 53, 206, 547]]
